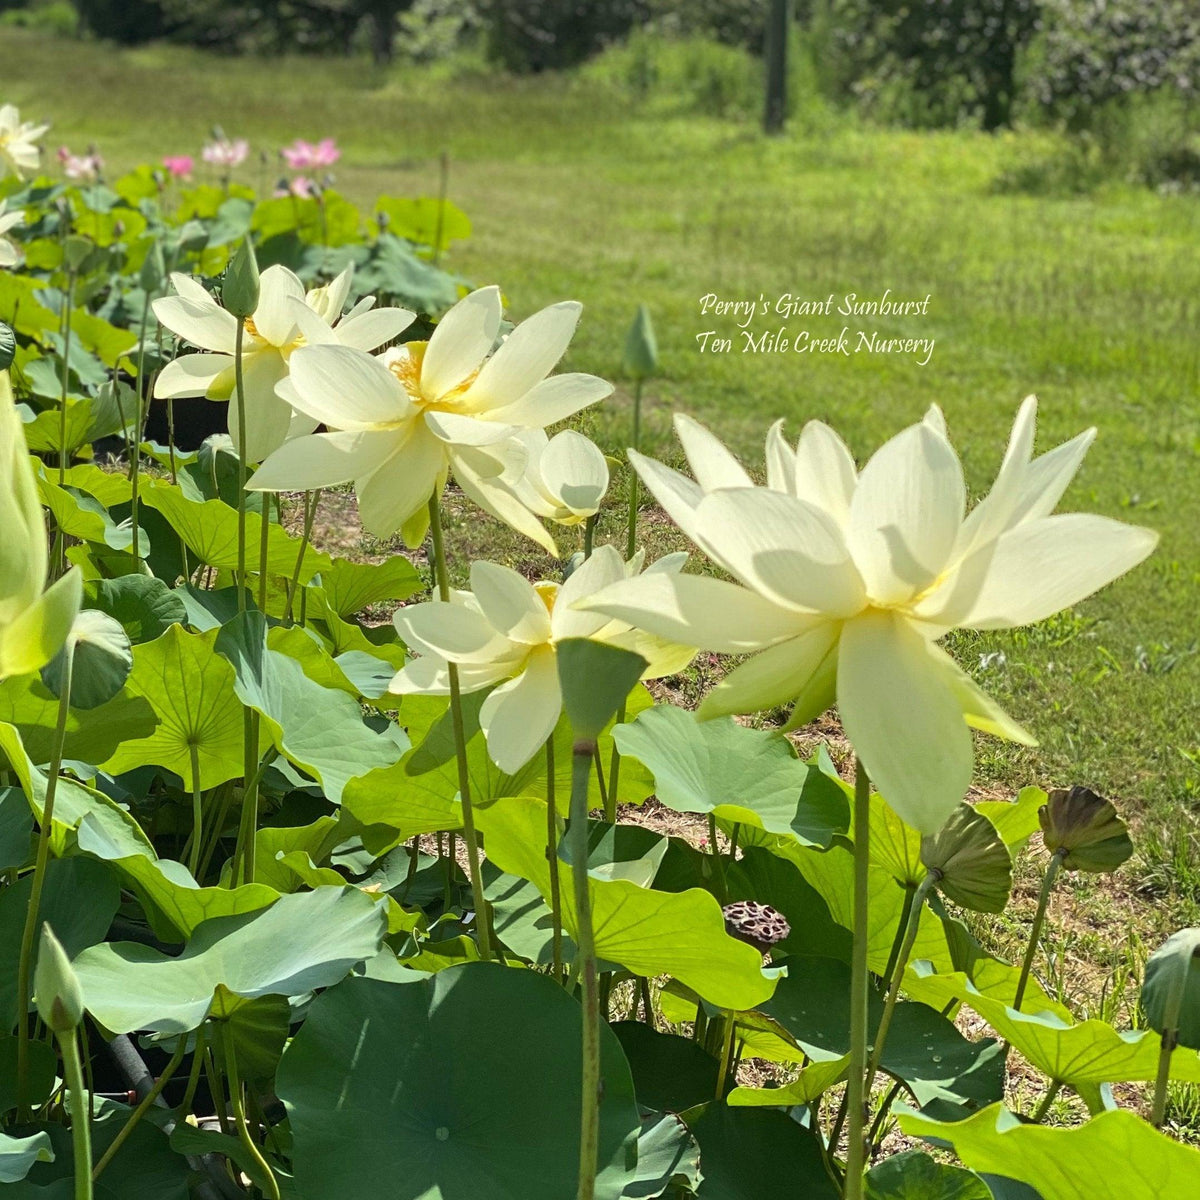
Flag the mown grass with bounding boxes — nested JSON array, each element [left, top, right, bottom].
[[7, 30, 1200, 940]]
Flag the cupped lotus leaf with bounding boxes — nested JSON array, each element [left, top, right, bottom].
[[865, 1150, 991, 1200], [898, 1103, 1200, 1200], [0, 1132, 53, 1184], [374, 195, 472, 252], [1038, 786, 1133, 873], [73, 886, 386, 1034], [475, 793, 776, 1011], [689, 1104, 839, 1200], [140, 480, 333, 580], [35, 469, 146, 556], [53, 462, 133, 508], [85, 575, 188, 643], [863, 791, 923, 886], [624, 1113, 701, 1199], [41, 609, 132, 710], [905, 963, 1200, 1086], [612, 1021, 721, 1113], [729, 1055, 849, 1107], [1141, 928, 1200, 1049], [277, 965, 642, 1200], [101, 624, 249, 789], [214, 612, 408, 803], [558, 638, 647, 741], [921, 804, 1013, 914], [0, 674, 157, 766], [221, 815, 340, 893], [21, 398, 97, 455], [0, 856, 119, 1027], [318, 555, 423, 618], [613, 705, 849, 850]]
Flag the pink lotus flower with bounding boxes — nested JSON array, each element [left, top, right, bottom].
[[162, 155, 194, 181], [281, 137, 340, 171], [274, 175, 316, 200], [202, 137, 249, 169], [57, 145, 103, 183]]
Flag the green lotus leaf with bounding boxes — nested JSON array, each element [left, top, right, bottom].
[[0, 1036, 60, 1115], [558, 638, 647, 741], [85, 575, 188, 643], [906, 963, 1200, 1086], [921, 804, 1013, 914], [612, 1021, 721, 1113], [689, 1104, 839, 1200], [140, 479, 333, 580], [865, 1150, 991, 1200], [0, 787, 32, 872], [74, 887, 386, 1034], [1038, 786, 1133, 873], [475, 793, 776, 1011], [898, 1103, 1200, 1200], [0, 1131, 53, 1185], [864, 790, 923, 886], [21, 397, 97, 455], [101, 623, 250, 789], [613, 705, 849, 850], [317, 554, 423, 618], [214, 612, 408, 803], [1141, 927, 1200, 1050], [976, 787, 1046, 853], [625, 1113, 701, 1199], [729, 1055, 849, 1107], [41, 609, 132, 710], [276, 965, 642, 1200], [34, 467, 147, 556]]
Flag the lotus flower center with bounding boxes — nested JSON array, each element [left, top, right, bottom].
[[385, 341, 478, 411], [534, 580, 559, 617]]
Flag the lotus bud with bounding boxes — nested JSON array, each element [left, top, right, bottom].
[[222, 236, 260, 319], [722, 900, 790, 957], [34, 924, 84, 1033], [1038, 786, 1132, 873], [1143, 929, 1200, 1051], [624, 304, 658, 380], [920, 804, 1012, 914]]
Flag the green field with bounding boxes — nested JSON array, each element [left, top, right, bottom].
[[8, 28, 1200, 937]]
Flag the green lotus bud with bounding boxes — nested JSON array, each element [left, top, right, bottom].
[[1142, 928, 1200, 1051], [222, 237, 260, 320], [1038, 786, 1132, 873], [139, 241, 166, 294], [920, 804, 1013, 914], [35, 924, 84, 1034], [624, 304, 658, 380]]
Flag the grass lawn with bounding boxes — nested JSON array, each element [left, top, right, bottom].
[[8, 30, 1200, 956]]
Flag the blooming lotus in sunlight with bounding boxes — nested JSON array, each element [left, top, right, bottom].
[[162, 155, 194, 181], [580, 398, 1158, 833], [0, 372, 82, 678], [282, 137, 340, 170], [390, 546, 694, 772], [57, 145, 103, 183], [0, 104, 48, 180], [0, 201, 23, 268], [202, 136, 249, 169], [509, 428, 610, 526], [153, 263, 415, 462], [247, 285, 613, 549]]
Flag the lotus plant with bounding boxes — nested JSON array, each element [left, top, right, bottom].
[[0, 103, 48, 179]]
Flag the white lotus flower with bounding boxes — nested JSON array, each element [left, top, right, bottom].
[[153, 264, 414, 462], [580, 399, 1158, 833], [247, 285, 613, 550], [389, 545, 694, 773], [0, 104, 48, 181], [508, 428, 609, 526], [0, 201, 22, 268]]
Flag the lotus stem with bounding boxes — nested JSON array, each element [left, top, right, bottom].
[[58, 269, 75, 488], [603, 717, 621, 823], [882, 883, 916, 986], [1015, 849, 1065, 1012], [187, 743, 203, 877], [1152, 1032, 1176, 1128], [708, 813, 729, 902], [234, 318, 248, 609], [714, 1012, 736, 1098], [129, 286, 152, 568], [546, 737, 564, 980], [15, 638, 75, 1116], [865, 871, 938, 1095], [844, 757, 871, 1200], [177, 1025, 207, 1121], [256, 492, 271, 612], [93, 1035, 187, 1182], [625, 378, 642, 560], [284, 489, 319, 624], [58, 1027, 94, 1200], [583, 513, 596, 560], [220, 1022, 281, 1200], [569, 739, 601, 1200], [1032, 1077, 1063, 1124], [427, 495, 493, 960]]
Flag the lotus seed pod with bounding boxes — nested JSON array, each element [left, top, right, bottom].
[[920, 804, 1012, 914], [34, 924, 84, 1034], [624, 304, 658, 380], [1142, 928, 1200, 1051], [722, 900, 791, 956], [1038, 786, 1132, 873], [222, 236, 260, 319]]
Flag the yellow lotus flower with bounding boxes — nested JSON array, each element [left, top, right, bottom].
[[508, 429, 609, 526], [0, 372, 81, 678], [153, 263, 414, 462], [581, 399, 1158, 832], [389, 545, 693, 772], [248, 285, 612, 550], [0, 104, 48, 181], [0, 201, 23, 269]]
